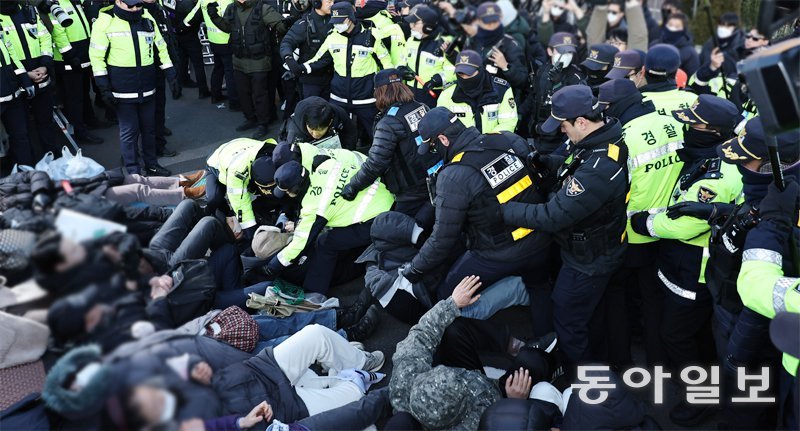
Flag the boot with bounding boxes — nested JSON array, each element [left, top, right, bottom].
[[335, 288, 372, 328], [184, 184, 206, 200], [344, 305, 380, 342]]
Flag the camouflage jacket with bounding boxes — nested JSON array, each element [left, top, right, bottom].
[[389, 297, 502, 430]]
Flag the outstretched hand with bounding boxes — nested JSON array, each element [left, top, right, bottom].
[[451, 275, 481, 309]]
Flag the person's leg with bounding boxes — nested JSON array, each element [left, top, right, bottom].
[[438, 317, 510, 370], [104, 183, 184, 206], [660, 294, 712, 371], [302, 223, 373, 295], [436, 251, 520, 300], [154, 70, 167, 152], [1, 101, 34, 166], [301, 82, 325, 99], [61, 69, 88, 136], [219, 46, 238, 106], [124, 174, 179, 189], [294, 379, 365, 416], [148, 200, 205, 252], [207, 243, 243, 292], [81, 68, 99, 123], [168, 215, 234, 265], [354, 104, 377, 139], [604, 266, 633, 369], [184, 35, 210, 93], [204, 168, 228, 215], [253, 308, 337, 343], [251, 71, 271, 126], [138, 99, 159, 170], [210, 43, 225, 100], [29, 86, 61, 153], [383, 290, 428, 326], [459, 276, 530, 320], [551, 267, 610, 366], [273, 324, 368, 384], [383, 412, 424, 430], [639, 264, 666, 367], [297, 387, 392, 431], [234, 70, 256, 122], [116, 102, 142, 174]]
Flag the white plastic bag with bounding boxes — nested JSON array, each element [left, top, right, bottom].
[[34, 151, 55, 173], [64, 148, 105, 179]]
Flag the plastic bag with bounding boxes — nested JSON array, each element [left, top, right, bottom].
[[32, 147, 70, 180], [64, 148, 104, 179]]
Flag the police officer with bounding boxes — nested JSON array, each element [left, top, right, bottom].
[[629, 95, 742, 426], [396, 5, 453, 107], [464, 2, 527, 93], [598, 78, 685, 368], [271, 140, 365, 172], [284, 96, 357, 150], [143, 0, 182, 158], [604, 49, 646, 87], [355, 0, 404, 66], [183, 0, 238, 108], [49, 0, 105, 145], [529, 32, 586, 154], [280, 0, 333, 99], [173, 0, 210, 96], [0, 0, 61, 155], [436, 50, 517, 134], [89, 0, 177, 175], [579, 43, 618, 95], [265, 158, 394, 294], [301, 2, 390, 141], [0, 38, 35, 167], [205, 138, 283, 239], [403, 107, 552, 333], [640, 44, 698, 116], [341, 69, 439, 226], [500, 85, 629, 370]]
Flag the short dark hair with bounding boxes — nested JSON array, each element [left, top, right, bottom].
[[607, 0, 624, 11], [666, 12, 688, 29], [304, 103, 334, 130], [645, 69, 676, 82], [30, 231, 64, 275], [375, 81, 415, 112], [607, 27, 628, 42], [567, 108, 604, 124]]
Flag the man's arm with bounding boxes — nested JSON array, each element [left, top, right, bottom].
[[346, 118, 403, 192], [260, 3, 287, 36], [302, 32, 333, 73]]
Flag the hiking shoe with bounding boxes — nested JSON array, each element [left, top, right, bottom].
[[362, 349, 385, 372], [235, 119, 258, 132], [336, 288, 373, 328], [179, 170, 205, 187], [145, 164, 172, 177], [184, 184, 206, 200], [344, 305, 380, 342]]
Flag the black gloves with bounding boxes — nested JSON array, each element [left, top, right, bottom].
[[264, 256, 287, 280], [547, 64, 563, 84], [207, 2, 219, 17], [340, 184, 357, 201], [422, 74, 443, 92], [630, 211, 651, 236], [397, 65, 416, 81], [402, 264, 424, 284], [101, 89, 116, 107], [666, 202, 736, 221], [759, 179, 799, 228], [285, 57, 306, 76]]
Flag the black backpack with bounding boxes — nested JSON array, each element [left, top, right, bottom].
[[163, 260, 216, 326]]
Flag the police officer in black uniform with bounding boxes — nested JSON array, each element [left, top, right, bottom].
[[173, 0, 211, 97], [341, 69, 439, 227], [280, 0, 332, 100], [402, 107, 553, 333], [529, 32, 587, 154], [579, 43, 618, 95], [501, 85, 629, 372]]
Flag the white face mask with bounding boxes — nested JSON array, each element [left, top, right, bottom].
[[160, 391, 177, 424], [607, 12, 619, 25], [665, 25, 681, 32], [410, 29, 424, 40], [552, 52, 573, 68], [550, 5, 564, 17], [717, 25, 734, 39], [334, 23, 350, 33]]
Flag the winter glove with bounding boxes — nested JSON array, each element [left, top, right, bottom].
[[206, 2, 219, 17], [630, 211, 651, 237], [422, 74, 443, 92], [340, 183, 357, 201], [759, 179, 800, 228], [285, 57, 306, 76], [401, 263, 424, 284], [665, 202, 735, 221], [101, 89, 116, 107], [396, 65, 416, 81], [547, 64, 563, 84], [264, 256, 287, 280]]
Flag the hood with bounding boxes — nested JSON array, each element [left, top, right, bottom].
[[448, 127, 484, 160], [42, 345, 113, 419]]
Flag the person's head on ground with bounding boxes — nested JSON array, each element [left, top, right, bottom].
[[374, 68, 415, 112], [302, 98, 335, 140], [30, 231, 87, 276]]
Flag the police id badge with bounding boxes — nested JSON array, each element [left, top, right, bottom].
[[404, 105, 427, 132], [481, 152, 523, 189]]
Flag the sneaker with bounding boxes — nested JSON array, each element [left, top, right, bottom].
[[179, 170, 205, 187], [344, 305, 380, 342], [526, 331, 558, 353], [266, 420, 308, 431], [235, 119, 258, 132], [74, 131, 104, 145], [145, 164, 172, 177], [251, 125, 270, 140], [157, 146, 178, 157], [362, 349, 385, 372], [336, 288, 373, 328]]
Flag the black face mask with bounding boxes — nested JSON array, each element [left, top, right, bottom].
[[661, 28, 686, 44], [683, 125, 726, 147], [457, 71, 484, 99]]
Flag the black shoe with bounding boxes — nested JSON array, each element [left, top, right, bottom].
[[157, 146, 178, 157], [251, 125, 270, 140], [235, 119, 258, 132], [86, 118, 114, 130], [669, 401, 717, 427], [145, 164, 172, 177], [344, 305, 380, 342], [336, 288, 373, 328], [74, 131, 104, 145], [526, 331, 558, 353], [199, 89, 211, 99], [412, 282, 434, 309], [163, 127, 173, 137], [182, 79, 198, 88]]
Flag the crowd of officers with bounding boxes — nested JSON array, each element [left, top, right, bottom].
[[2, 0, 800, 427]]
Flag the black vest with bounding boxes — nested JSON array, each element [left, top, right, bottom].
[[231, 0, 270, 59], [380, 101, 439, 194]]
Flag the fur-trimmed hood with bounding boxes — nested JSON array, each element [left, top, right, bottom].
[[42, 344, 113, 419]]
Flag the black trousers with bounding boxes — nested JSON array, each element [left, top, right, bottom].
[[660, 291, 714, 372], [301, 82, 329, 100], [176, 31, 209, 92], [57, 66, 94, 135], [331, 100, 376, 142], [302, 221, 373, 294], [29, 84, 61, 154], [210, 43, 238, 104], [0, 99, 33, 166], [438, 317, 510, 371], [117, 99, 157, 173], [155, 69, 167, 150], [234, 70, 270, 126]]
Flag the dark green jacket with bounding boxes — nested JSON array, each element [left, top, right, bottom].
[[211, 0, 286, 73]]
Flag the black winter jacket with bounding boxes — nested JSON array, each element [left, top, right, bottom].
[[0, 170, 51, 211], [279, 9, 332, 85], [285, 96, 358, 150], [465, 32, 527, 90], [699, 30, 745, 79], [479, 398, 561, 430]]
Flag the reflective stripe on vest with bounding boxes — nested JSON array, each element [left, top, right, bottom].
[[113, 89, 155, 98], [353, 180, 380, 223], [658, 269, 696, 300], [316, 162, 342, 216], [628, 141, 684, 170]]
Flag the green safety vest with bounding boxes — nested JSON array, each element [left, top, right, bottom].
[[276, 158, 394, 265], [642, 88, 697, 117], [50, 0, 92, 65], [206, 138, 277, 230], [184, 0, 233, 45], [623, 111, 685, 244], [645, 159, 743, 282], [0, 39, 27, 101], [436, 80, 517, 134], [296, 142, 365, 172], [399, 35, 454, 89], [365, 10, 404, 66]]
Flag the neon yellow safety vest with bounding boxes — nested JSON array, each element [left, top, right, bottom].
[[296, 142, 365, 172], [623, 111, 685, 244], [436, 78, 517, 134], [399, 35, 454, 89], [50, 0, 92, 64], [365, 10, 404, 66], [183, 0, 233, 45], [0, 40, 27, 101], [0, 8, 52, 88], [642, 88, 698, 117], [276, 158, 394, 265]]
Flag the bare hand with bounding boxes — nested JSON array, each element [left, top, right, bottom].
[[149, 274, 173, 299], [505, 367, 533, 399], [489, 48, 508, 70], [625, 0, 641, 9], [178, 418, 206, 431], [451, 275, 481, 308], [284, 221, 295, 233], [191, 361, 213, 385], [84, 304, 111, 332], [436, 1, 456, 18], [710, 47, 724, 71], [238, 401, 273, 428]]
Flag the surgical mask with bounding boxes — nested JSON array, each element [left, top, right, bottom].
[[607, 12, 619, 25], [551, 52, 573, 68], [334, 23, 350, 33], [410, 29, 424, 40], [717, 25, 734, 39], [160, 391, 177, 424], [666, 25, 681, 32], [550, 5, 564, 17]]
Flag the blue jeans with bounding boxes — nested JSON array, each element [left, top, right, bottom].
[[252, 307, 344, 351], [460, 276, 530, 319]]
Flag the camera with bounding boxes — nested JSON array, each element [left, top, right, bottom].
[[43, 0, 73, 27]]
